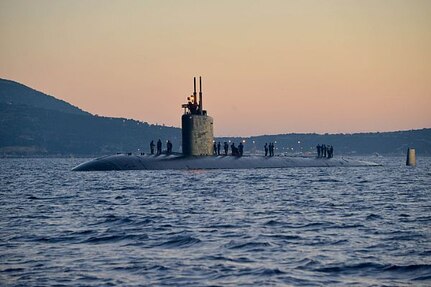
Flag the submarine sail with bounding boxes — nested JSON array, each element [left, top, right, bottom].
[[181, 77, 214, 156]]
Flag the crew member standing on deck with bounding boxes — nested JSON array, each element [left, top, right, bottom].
[[224, 142, 229, 156], [157, 139, 162, 155], [264, 143, 268, 157], [231, 142, 236, 156], [328, 145, 333, 158], [166, 140, 172, 154], [238, 142, 244, 157], [217, 142, 221, 155], [150, 140, 155, 155], [316, 144, 321, 158]]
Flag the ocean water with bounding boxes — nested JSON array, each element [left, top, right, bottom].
[[1, 156, 430, 286]]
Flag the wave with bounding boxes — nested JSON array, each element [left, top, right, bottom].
[[205, 223, 238, 229], [315, 262, 431, 280], [285, 222, 333, 229], [366, 213, 383, 220], [89, 214, 156, 226], [202, 255, 255, 263], [225, 240, 272, 250], [81, 233, 149, 244], [264, 219, 288, 226], [155, 235, 201, 248], [263, 234, 302, 241]]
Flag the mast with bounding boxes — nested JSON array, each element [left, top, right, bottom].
[[193, 77, 197, 105], [199, 76, 203, 114]]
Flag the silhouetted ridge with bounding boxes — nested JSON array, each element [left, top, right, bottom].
[[0, 78, 89, 115], [0, 78, 181, 155]]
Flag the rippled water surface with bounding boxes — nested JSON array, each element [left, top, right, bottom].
[[1, 156, 430, 286]]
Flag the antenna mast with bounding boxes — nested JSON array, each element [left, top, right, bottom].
[[193, 77, 197, 105], [199, 76, 203, 114]]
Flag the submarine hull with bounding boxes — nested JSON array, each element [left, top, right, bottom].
[[72, 154, 380, 171]]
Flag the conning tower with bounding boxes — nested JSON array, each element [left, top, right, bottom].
[[181, 77, 214, 156]]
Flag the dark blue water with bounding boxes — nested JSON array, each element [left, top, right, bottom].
[[1, 156, 430, 286]]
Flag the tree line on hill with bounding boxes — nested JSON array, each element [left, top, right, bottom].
[[216, 129, 431, 156]]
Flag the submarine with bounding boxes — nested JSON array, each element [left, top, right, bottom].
[[73, 77, 379, 171]]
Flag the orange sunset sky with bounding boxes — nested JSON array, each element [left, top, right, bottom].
[[1, 0, 430, 136]]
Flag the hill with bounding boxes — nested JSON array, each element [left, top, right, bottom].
[[217, 129, 431, 156], [0, 78, 430, 156], [0, 79, 89, 116], [0, 78, 181, 155]]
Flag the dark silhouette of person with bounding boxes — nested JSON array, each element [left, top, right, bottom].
[[316, 144, 321, 158], [224, 142, 229, 156], [150, 140, 155, 155], [264, 143, 268, 157], [213, 142, 217, 155], [231, 142, 236, 156], [269, 143, 274, 157], [166, 140, 172, 154], [217, 142, 221, 155], [157, 139, 162, 155], [238, 142, 244, 157], [322, 144, 327, 158], [187, 97, 198, 114], [328, 145, 333, 158]]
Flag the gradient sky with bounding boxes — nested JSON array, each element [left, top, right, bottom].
[[1, 0, 430, 136]]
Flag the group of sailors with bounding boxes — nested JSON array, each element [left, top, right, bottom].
[[214, 142, 244, 157], [214, 141, 276, 157], [149, 140, 334, 159], [150, 139, 173, 155], [316, 144, 334, 158], [264, 143, 276, 157]]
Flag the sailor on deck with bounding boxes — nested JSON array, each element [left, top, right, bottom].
[[166, 140, 173, 154], [231, 142, 236, 156], [150, 140, 155, 155], [238, 142, 244, 157], [157, 139, 162, 155], [224, 142, 229, 156]]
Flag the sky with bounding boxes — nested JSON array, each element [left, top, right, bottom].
[[1, 0, 430, 136]]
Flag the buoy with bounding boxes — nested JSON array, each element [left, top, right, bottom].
[[406, 148, 416, 166]]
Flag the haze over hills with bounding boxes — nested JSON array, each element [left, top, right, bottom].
[[1, 78, 430, 156]]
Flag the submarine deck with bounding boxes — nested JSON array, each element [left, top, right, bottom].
[[72, 153, 380, 171]]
